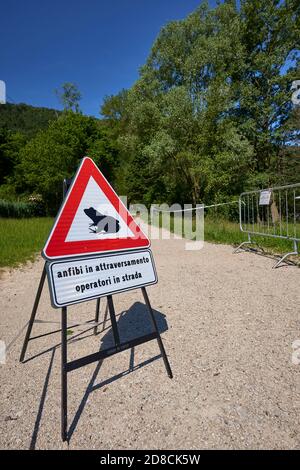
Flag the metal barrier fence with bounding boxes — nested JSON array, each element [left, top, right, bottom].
[[234, 183, 300, 268]]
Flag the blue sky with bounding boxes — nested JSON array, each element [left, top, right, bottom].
[[1, 0, 218, 116]]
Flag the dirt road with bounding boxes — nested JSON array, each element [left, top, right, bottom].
[[0, 229, 299, 449]]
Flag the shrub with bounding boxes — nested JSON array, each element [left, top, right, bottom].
[[0, 199, 45, 218]]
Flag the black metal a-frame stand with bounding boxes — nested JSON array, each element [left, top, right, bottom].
[[60, 288, 172, 442], [19, 262, 101, 363], [20, 177, 96, 364], [20, 178, 173, 441], [20, 271, 173, 441]]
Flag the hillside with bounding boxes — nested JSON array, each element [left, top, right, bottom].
[[0, 102, 61, 137]]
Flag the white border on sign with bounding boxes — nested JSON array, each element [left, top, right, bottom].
[[42, 157, 150, 261]]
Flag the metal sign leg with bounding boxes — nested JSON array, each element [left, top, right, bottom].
[[102, 301, 109, 332], [107, 295, 120, 347], [94, 298, 100, 335], [19, 264, 47, 362], [57, 292, 172, 442], [61, 306, 68, 442], [141, 287, 173, 379]]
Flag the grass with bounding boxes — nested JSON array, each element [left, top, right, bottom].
[[204, 217, 298, 254], [0, 214, 298, 269], [0, 217, 54, 268], [0, 199, 39, 218], [147, 212, 299, 261]]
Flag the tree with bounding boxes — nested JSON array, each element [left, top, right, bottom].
[[0, 129, 27, 185], [102, 0, 300, 206], [0, 103, 60, 137], [87, 125, 119, 183], [14, 112, 110, 214], [236, 0, 300, 185], [277, 98, 300, 182], [55, 82, 82, 113], [102, 1, 252, 205]]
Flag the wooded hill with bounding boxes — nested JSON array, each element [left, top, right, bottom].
[[0, 103, 60, 137]]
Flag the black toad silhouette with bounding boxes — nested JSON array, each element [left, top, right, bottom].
[[84, 207, 120, 234]]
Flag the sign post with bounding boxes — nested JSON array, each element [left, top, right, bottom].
[[20, 157, 173, 442]]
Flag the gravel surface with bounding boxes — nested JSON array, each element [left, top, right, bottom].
[[0, 225, 299, 450]]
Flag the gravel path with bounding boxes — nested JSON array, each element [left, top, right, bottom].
[[0, 226, 299, 450]]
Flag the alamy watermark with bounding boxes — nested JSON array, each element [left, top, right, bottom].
[[0, 80, 6, 104], [0, 340, 6, 364], [101, 199, 205, 251], [291, 80, 300, 105], [292, 340, 300, 365]]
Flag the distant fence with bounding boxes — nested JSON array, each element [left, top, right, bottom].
[[234, 183, 300, 268]]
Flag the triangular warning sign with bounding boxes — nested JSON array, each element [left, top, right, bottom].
[[42, 157, 150, 260]]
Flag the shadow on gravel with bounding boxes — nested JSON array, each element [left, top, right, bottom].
[[67, 301, 169, 441], [29, 300, 169, 445]]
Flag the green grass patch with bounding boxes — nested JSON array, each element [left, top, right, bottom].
[[0, 214, 298, 269], [0, 199, 45, 218], [204, 217, 297, 255], [147, 212, 299, 259], [0, 217, 54, 267], [204, 217, 246, 245]]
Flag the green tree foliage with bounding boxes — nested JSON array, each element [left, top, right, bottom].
[[102, 0, 300, 205], [0, 129, 27, 185], [237, 0, 300, 181], [0, 103, 60, 137], [14, 112, 117, 214], [55, 82, 82, 112], [0, 103, 60, 202], [0, 1, 299, 215], [277, 101, 300, 182]]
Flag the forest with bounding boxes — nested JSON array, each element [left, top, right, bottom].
[[0, 0, 299, 217]]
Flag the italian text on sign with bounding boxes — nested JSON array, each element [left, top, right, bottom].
[[259, 189, 272, 206], [46, 249, 157, 308]]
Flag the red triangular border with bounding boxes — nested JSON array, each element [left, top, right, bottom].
[[42, 157, 150, 260]]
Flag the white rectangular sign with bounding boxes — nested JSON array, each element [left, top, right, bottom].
[[259, 190, 272, 206], [46, 249, 157, 308]]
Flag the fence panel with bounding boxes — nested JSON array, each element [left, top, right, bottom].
[[235, 183, 300, 268]]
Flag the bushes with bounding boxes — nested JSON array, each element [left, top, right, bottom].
[[0, 198, 45, 218], [14, 112, 108, 215]]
